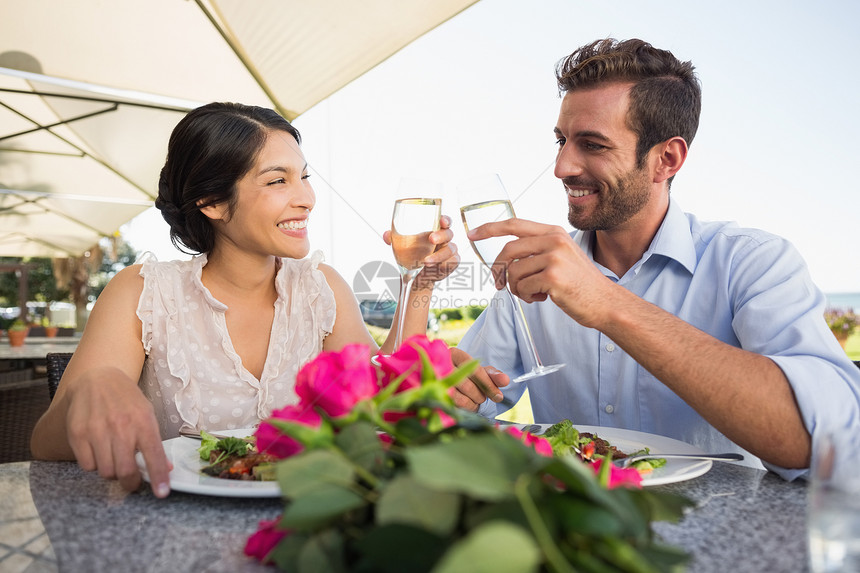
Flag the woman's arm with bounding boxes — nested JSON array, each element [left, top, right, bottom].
[[319, 264, 379, 352], [30, 265, 172, 496], [321, 215, 460, 354]]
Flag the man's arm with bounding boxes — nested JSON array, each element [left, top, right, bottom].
[[470, 218, 812, 468], [591, 284, 810, 468]]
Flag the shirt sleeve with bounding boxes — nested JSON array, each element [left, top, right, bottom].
[[457, 289, 528, 418], [727, 234, 860, 479]]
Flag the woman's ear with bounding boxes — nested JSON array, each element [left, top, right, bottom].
[[653, 136, 688, 184], [197, 199, 228, 222]]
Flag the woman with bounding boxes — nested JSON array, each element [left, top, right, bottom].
[[31, 102, 459, 497]]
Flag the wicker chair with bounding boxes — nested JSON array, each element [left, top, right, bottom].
[[46, 352, 74, 401]]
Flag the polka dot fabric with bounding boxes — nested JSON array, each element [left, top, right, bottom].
[[136, 251, 336, 439]]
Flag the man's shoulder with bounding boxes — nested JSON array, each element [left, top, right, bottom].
[[685, 212, 787, 249]]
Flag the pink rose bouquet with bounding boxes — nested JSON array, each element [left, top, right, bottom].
[[245, 336, 690, 572]]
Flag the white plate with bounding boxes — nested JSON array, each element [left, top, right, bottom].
[[521, 424, 712, 486], [136, 428, 281, 498]]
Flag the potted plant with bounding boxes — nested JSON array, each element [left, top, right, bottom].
[[7, 319, 29, 347], [42, 316, 59, 338], [824, 307, 858, 349]]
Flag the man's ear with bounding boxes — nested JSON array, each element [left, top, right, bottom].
[[197, 199, 227, 222], [653, 136, 688, 184]]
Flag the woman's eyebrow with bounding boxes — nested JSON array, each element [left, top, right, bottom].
[[257, 162, 308, 177], [258, 165, 289, 176]]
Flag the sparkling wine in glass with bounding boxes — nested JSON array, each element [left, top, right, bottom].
[[459, 174, 564, 382], [388, 192, 442, 352]]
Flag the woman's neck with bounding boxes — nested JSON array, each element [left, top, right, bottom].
[[200, 247, 279, 301]]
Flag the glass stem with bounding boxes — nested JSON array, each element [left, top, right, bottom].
[[504, 286, 545, 369], [393, 270, 419, 350]]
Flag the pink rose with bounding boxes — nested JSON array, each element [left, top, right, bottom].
[[295, 344, 379, 417], [377, 335, 454, 392], [244, 517, 290, 562], [504, 426, 554, 457], [256, 404, 322, 459], [591, 459, 643, 489]]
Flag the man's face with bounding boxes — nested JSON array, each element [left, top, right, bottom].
[[553, 82, 654, 232]]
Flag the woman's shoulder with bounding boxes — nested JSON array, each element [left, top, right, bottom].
[[276, 252, 339, 305], [277, 251, 338, 283]]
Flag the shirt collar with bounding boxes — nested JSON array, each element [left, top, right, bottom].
[[645, 197, 697, 275], [573, 197, 697, 276]]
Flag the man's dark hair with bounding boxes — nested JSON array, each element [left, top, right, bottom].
[[556, 38, 701, 170], [156, 102, 301, 254]]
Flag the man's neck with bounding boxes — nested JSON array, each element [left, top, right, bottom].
[[591, 198, 669, 277]]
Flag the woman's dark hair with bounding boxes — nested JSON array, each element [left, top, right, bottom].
[[155, 102, 301, 254], [556, 39, 701, 173]]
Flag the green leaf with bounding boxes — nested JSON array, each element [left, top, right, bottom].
[[280, 487, 367, 529], [430, 521, 541, 573], [276, 449, 355, 498], [549, 495, 624, 537], [197, 430, 219, 461], [394, 415, 433, 442], [268, 418, 335, 449], [462, 498, 528, 531], [631, 489, 694, 524], [593, 537, 660, 573], [376, 474, 461, 536], [353, 524, 448, 573], [214, 436, 251, 457], [297, 529, 346, 573], [635, 543, 691, 572], [406, 433, 533, 501], [374, 367, 415, 403], [438, 358, 480, 389], [417, 346, 438, 385], [269, 531, 310, 570], [334, 420, 386, 475]]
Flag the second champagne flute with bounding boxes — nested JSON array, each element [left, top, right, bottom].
[[388, 194, 442, 354], [458, 174, 564, 382]]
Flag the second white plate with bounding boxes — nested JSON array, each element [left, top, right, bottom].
[[520, 424, 713, 486]]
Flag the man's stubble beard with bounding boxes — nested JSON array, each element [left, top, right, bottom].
[[567, 165, 652, 231]]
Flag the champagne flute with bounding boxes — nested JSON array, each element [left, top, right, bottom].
[[458, 174, 564, 382], [385, 183, 442, 355]]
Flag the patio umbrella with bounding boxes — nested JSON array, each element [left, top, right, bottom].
[[0, 0, 479, 258]]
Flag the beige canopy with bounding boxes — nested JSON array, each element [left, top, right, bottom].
[[0, 0, 479, 258]]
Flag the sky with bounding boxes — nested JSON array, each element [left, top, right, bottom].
[[123, 0, 860, 305]]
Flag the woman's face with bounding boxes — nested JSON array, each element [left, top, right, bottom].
[[209, 129, 316, 259]]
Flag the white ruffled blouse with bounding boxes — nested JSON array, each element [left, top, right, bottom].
[[136, 251, 336, 439]]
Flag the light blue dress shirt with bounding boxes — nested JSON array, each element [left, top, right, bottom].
[[458, 199, 860, 480]]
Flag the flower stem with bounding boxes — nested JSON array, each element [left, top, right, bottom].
[[328, 444, 381, 489], [514, 475, 575, 573]]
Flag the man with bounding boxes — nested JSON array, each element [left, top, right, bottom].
[[451, 38, 860, 479]]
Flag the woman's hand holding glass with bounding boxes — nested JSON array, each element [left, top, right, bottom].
[[383, 214, 459, 292], [377, 178, 460, 358]]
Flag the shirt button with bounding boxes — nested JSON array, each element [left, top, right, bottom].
[[604, 404, 615, 414], [605, 343, 616, 352]]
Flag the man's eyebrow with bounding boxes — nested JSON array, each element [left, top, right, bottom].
[[575, 130, 611, 142], [553, 128, 611, 143]]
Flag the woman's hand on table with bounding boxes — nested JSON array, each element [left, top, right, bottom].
[[65, 369, 171, 497], [449, 348, 510, 411]]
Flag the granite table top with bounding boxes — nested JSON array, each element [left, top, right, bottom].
[[0, 459, 809, 572]]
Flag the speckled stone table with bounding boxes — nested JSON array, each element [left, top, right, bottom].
[[0, 460, 808, 572]]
